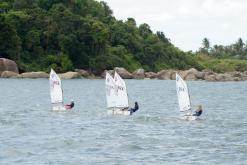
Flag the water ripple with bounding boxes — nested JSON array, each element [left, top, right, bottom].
[[0, 79, 246, 164]]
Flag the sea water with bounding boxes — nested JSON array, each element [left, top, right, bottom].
[[0, 79, 246, 164]]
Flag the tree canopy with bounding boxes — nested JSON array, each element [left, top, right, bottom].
[[0, 0, 203, 73]]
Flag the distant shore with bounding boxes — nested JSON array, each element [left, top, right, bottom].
[[1, 57, 247, 81], [1, 67, 247, 82]]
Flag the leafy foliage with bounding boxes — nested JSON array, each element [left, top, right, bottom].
[[0, 0, 202, 73], [196, 37, 247, 72]]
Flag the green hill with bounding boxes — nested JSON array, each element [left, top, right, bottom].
[[3, 0, 247, 74], [0, 0, 203, 73]]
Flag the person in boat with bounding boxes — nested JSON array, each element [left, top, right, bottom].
[[193, 105, 203, 116], [128, 102, 139, 114], [65, 100, 74, 110]]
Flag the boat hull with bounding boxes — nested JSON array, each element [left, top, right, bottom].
[[181, 115, 197, 121], [52, 105, 66, 111], [107, 108, 131, 116]]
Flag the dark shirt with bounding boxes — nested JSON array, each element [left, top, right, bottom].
[[134, 103, 139, 112], [129, 103, 139, 114], [193, 110, 202, 116]]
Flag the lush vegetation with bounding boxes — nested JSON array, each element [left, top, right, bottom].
[[197, 38, 247, 72], [1, 0, 247, 73], [0, 0, 201, 73], [195, 55, 247, 73]]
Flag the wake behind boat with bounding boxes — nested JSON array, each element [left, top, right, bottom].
[[49, 69, 74, 111], [176, 73, 200, 121], [105, 71, 138, 116]]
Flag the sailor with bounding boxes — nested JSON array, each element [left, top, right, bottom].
[[65, 100, 74, 110], [129, 102, 139, 114], [193, 105, 203, 116]]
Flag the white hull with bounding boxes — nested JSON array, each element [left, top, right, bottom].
[[107, 108, 131, 116], [181, 115, 197, 121], [52, 105, 66, 111]]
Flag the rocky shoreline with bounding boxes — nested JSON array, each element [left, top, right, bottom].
[[1, 58, 247, 81]]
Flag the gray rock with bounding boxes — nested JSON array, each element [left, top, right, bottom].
[[75, 69, 96, 79], [215, 74, 227, 81], [58, 72, 81, 79], [145, 72, 157, 79], [114, 67, 133, 79], [157, 70, 176, 80], [133, 69, 145, 79], [184, 68, 199, 81], [243, 71, 247, 75], [1, 71, 20, 78], [204, 74, 216, 81], [0, 58, 19, 75], [195, 72, 205, 79], [187, 68, 198, 74], [21, 72, 49, 78], [75, 69, 90, 78], [231, 71, 243, 78], [240, 75, 247, 81], [233, 77, 241, 81], [185, 73, 197, 80]]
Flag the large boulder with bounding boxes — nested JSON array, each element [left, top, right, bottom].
[[182, 68, 199, 81], [75, 69, 96, 79], [21, 72, 49, 78], [215, 74, 226, 81], [243, 71, 247, 75], [229, 72, 247, 81], [204, 74, 216, 81], [59, 72, 81, 79], [185, 73, 197, 80], [1, 71, 20, 78], [132, 69, 145, 79], [75, 69, 90, 78], [145, 72, 157, 79], [114, 67, 133, 79], [240, 74, 247, 81], [177, 69, 204, 80], [230, 71, 243, 78], [195, 72, 205, 80], [157, 70, 175, 80], [0, 58, 19, 75], [187, 68, 198, 74]]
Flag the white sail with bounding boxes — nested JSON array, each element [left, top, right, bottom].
[[114, 71, 129, 108], [50, 69, 63, 104], [176, 73, 191, 113], [105, 72, 116, 108]]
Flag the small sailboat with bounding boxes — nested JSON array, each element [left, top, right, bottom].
[[176, 73, 196, 120], [105, 71, 131, 115], [49, 69, 66, 111]]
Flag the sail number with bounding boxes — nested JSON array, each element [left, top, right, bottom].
[[178, 87, 185, 92]]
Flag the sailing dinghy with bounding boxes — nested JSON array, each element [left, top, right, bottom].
[[105, 71, 130, 115], [49, 69, 66, 111], [176, 73, 196, 120]]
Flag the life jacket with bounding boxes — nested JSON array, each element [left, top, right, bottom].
[[195, 110, 202, 116]]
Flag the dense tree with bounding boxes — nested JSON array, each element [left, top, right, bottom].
[[199, 38, 210, 55], [0, 0, 202, 73], [198, 37, 247, 59]]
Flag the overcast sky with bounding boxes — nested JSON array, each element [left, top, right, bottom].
[[99, 0, 247, 51]]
